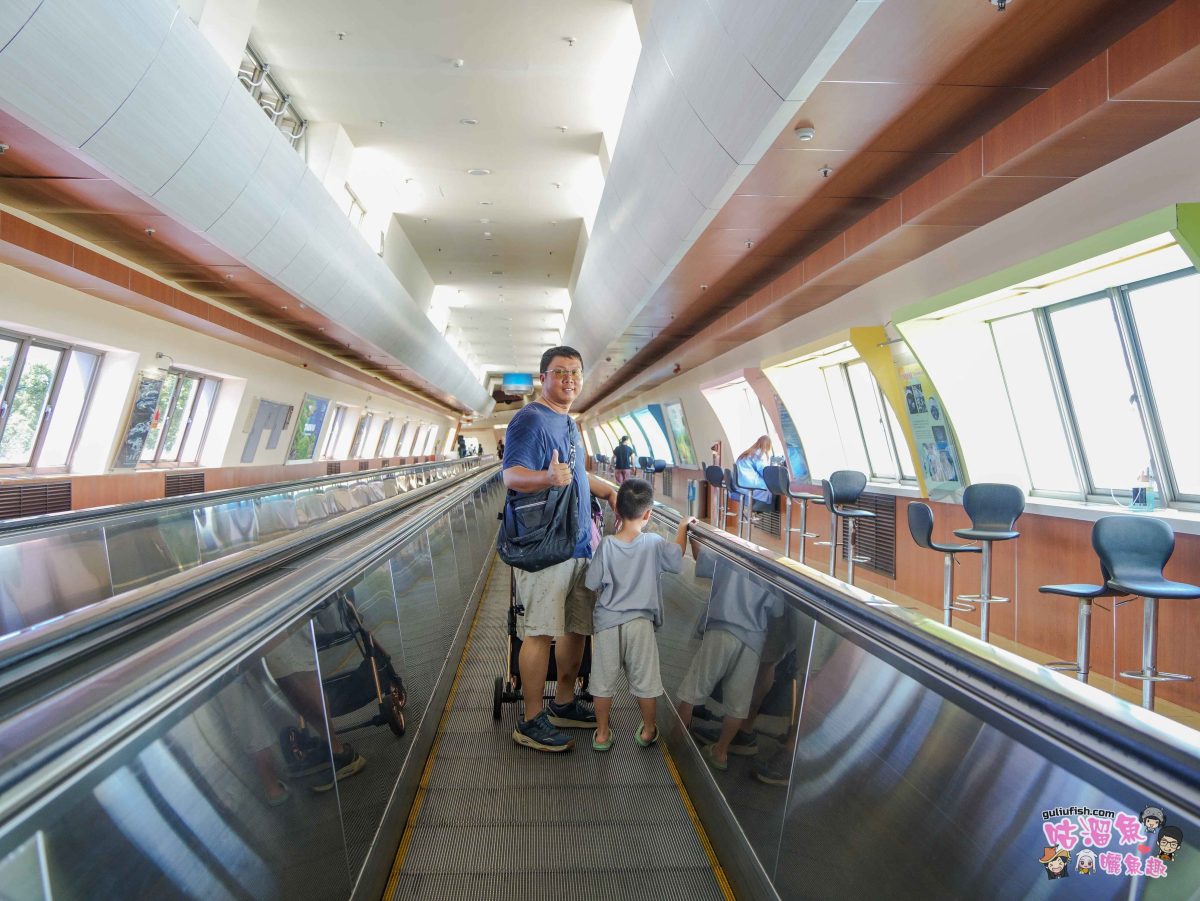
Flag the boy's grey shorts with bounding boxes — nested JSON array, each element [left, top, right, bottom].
[[676, 629, 760, 719], [590, 617, 664, 699]]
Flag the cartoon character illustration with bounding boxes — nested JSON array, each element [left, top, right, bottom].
[[1157, 825, 1183, 861], [1075, 849, 1096, 875], [1141, 805, 1165, 835], [1040, 846, 1071, 879]]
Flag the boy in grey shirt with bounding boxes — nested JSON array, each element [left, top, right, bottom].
[[584, 479, 694, 751]]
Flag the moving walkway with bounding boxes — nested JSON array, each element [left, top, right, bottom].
[[0, 469, 1196, 899]]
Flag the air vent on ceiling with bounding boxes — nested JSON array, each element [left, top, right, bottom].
[[164, 472, 206, 498], [327, 462, 341, 475], [0, 481, 72, 520], [839, 492, 896, 578]]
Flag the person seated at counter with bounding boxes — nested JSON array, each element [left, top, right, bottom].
[[735, 436, 775, 514]]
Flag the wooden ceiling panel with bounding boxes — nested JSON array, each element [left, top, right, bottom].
[[1109, 0, 1200, 100]]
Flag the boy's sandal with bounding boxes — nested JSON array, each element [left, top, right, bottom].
[[702, 744, 728, 772], [635, 724, 659, 748], [592, 730, 614, 752]]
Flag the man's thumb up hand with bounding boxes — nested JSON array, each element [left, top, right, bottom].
[[548, 447, 572, 486]]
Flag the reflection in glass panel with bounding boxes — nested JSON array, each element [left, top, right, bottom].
[[990, 312, 1081, 493], [37, 349, 100, 468], [196, 499, 261, 562], [846, 362, 897, 480], [821, 366, 870, 474], [288, 394, 329, 462], [0, 525, 113, 635], [634, 408, 674, 464], [0, 344, 63, 466], [1049, 299, 1151, 491], [105, 510, 203, 593], [1129, 271, 1200, 496]]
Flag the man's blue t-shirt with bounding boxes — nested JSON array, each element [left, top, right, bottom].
[[613, 443, 635, 470], [502, 402, 592, 559]]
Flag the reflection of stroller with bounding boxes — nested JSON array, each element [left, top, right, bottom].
[[493, 499, 604, 720], [279, 588, 407, 765]]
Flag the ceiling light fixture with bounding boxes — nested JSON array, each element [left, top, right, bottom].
[[459, 117, 478, 126], [335, 31, 347, 40], [467, 168, 491, 176], [818, 165, 833, 178], [452, 58, 465, 68], [794, 125, 815, 141], [563, 36, 576, 47]]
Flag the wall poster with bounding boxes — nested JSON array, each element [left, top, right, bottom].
[[663, 401, 698, 467], [894, 352, 967, 501]]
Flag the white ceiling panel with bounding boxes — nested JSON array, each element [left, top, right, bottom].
[[0, 0, 40, 50], [246, 173, 318, 276], [207, 130, 307, 256], [154, 78, 278, 229], [0, 0, 173, 146], [83, 15, 233, 195], [275, 241, 330, 297]]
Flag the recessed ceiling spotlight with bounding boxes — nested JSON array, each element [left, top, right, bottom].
[[819, 165, 833, 178], [479, 200, 493, 206], [459, 117, 478, 126], [467, 168, 491, 176]]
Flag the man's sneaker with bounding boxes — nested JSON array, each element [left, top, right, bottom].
[[689, 721, 720, 745], [513, 710, 575, 752], [728, 729, 759, 757], [752, 749, 791, 786], [545, 698, 597, 728], [311, 744, 366, 792]]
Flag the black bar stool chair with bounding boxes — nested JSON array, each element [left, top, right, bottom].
[[954, 483, 1024, 643], [763, 465, 821, 564], [724, 467, 750, 540], [637, 455, 654, 488], [907, 502, 981, 628], [704, 465, 726, 528], [817, 470, 873, 585], [1093, 515, 1200, 710]]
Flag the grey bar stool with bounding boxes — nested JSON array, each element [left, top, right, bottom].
[[907, 502, 981, 628], [724, 467, 750, 540], [1039, 575, 1111, 685], [954, 483, 1024, 643], [1093, 515, 1200, 710], [818, 470, 873, 585], [762, 465, 822, 564], [704, 465, 726, 528]]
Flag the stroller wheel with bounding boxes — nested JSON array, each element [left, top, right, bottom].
[[382, 680, 406, 737], [492, 676, 503, 721]]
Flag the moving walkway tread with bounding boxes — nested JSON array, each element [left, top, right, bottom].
[[387, 559, 729, 900]]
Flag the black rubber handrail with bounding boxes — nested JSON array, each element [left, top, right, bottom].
[[0, 456, 490, 535], [650, 503, 1200, 821], [0, 464, 502, 829]]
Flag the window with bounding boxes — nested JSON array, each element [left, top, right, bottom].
[[633, 408, 674, 464], [288, 394, 330, 462], [617, 414, 650, 458], [375, 418, 394, 458], [322, 405, 352, 459], [0, 332, 102, 470], [136, 369, 222, 466], [582, 429, 594, 456], [349, 413, 374, 459], [421, 425, 439, 456], [397, 421, 417, 456], [702, 377, 781, 459], [343, 184, 366, 228], [988, 266, 1200, 505]]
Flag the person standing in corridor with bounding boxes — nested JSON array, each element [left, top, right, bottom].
[[612, 435, 635, 484], [502, 346, 618, 752]]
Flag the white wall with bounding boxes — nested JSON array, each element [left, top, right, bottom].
[[0, 263, 455, 473]]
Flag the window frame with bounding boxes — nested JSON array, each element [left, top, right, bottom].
[[0, 330, 104, 472], [287, 393, 331, 462], [137, 368, 221, 468], [987, 266, 1200, 510], [818, 361, 916, 484]]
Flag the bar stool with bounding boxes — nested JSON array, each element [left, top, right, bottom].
[[818, 470, 874, 585], [954, 483, 1024, 643], [907, 502, 981, 628], [1038, 576, 1109, 685], [1092, 515, 1200, 710], [763, 465, 821, 564], [724, 467, 750, 540], [704, 465, 726, 528]]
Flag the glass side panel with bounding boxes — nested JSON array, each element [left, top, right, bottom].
[[0, 524, 113, 636], [634, 408, 674, 464], [1049, 298, 1151, 492], [0, 345, 63, 466], [1129, 271, 1200, 497], [104, 510, 203, 593], [195, 499, 261, 563], [37, 349, 100, 468]]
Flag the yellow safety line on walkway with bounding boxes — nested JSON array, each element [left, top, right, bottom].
[[383, 553, 498, 898], [660, 741, 735, 900]]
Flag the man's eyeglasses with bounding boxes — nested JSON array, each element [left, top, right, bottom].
[[545, 368, 584, 381]]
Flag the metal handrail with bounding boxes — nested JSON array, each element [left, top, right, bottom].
[[0, 456, 482, 535], [651, 502, 1200, 820], [0, 463, 495, 692], [0, 464, 501, 830]]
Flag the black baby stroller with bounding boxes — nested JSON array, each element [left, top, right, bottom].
[[493, 498, 603, 720], [280, 586, 407, 767]]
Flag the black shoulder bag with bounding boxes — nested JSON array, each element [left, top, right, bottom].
[[496, 419, 579, 572]]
